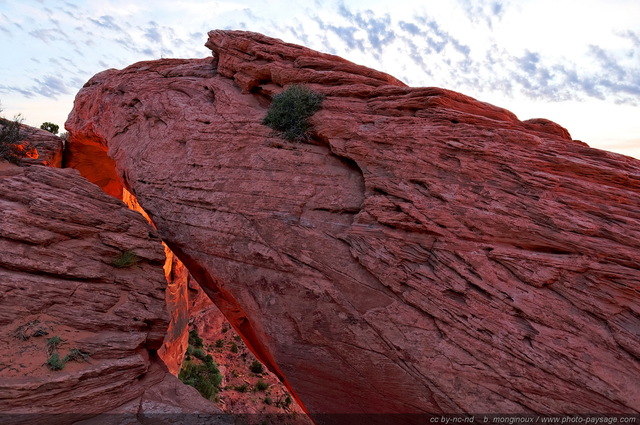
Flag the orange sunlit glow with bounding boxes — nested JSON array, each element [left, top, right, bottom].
[[16, 144, 38, 159]]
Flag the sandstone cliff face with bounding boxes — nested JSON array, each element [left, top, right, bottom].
[[66, 30, 640, 415], [155, 246, 192, 376], [0, 162, 168, 416], [0, 158, 227, 422]]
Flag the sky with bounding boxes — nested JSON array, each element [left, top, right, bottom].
[[1, 0, 639, 159]]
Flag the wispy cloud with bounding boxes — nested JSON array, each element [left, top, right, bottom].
[[88, 15, 122, 31], [307, 2, 640, 106], [1, 0, 638, 144], [143, 21, 162, 43], [28, 28, 70, 44], [32, 75, 71, 98], [457, 0, 507, 28], [0, 84, 36, 99], [337, 5, 395, 52]]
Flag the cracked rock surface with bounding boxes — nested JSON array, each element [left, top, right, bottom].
[[66, 30, 639, 415], [0, 162, 219, 420]]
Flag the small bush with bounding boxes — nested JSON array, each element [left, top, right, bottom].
[[215, 339, 224, 348], [46, 348, 89, 371], [263, 396, 273, 405], [189, 329, 204, 348], [255, 379, 269, 391], [262, 84, 324, 141], [66, 348, 90, 362], [178, 360, 223, 400], [233, 383, 248, 393], [192, 347, 207, 361], [111, 250, 140, 268], [230, 342, 238, 354], [0, 113, 36, 164], [47, 353, 67, 371], [274, 393, 293, 409], [47, 336, 62, 352], [249, 360, 264, 374]]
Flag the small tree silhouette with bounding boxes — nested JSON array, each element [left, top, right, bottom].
[[40, 122, 59, 135]]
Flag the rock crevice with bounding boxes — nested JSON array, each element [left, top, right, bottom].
[[64, 30, 639, 415]]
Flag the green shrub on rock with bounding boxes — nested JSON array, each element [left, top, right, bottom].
[[262, 84, 324, 141], [249, 360, 264, 374], [189, 328, 204, 348], [178, 360, 223, 400], [46, 353, 66, 371], [0, 111, 35, 164], [110, 250, 140, 268]]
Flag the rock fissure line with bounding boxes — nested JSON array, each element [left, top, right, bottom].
[[61, 29, 640, 415]]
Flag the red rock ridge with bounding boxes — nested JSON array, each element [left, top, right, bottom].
[[0, 162, 169, 417], [65, 30, 640, 415], [1, 126, 226, 421]]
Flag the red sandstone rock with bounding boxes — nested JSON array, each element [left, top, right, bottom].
[[21, 126, 65, 167], [0, 121, 64, 167], [121, 187, 192, 376], [155, 247, 192, 376], [66, 30, 640, 415], [0, 163, 220, 419]]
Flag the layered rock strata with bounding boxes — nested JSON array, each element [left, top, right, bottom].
[[65, 30, 640, 416], [0, 162, 223, 421]]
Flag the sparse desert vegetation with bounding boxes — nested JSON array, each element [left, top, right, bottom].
[[262, 84, 324, 141], [0, 104, 36, 164]]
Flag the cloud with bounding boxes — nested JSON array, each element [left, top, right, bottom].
[[88, 15, 122, 31], [0, 12, 12, 36], [28, 28, 70, 44], [314, 20, 363, 52], [620, 30, 640, 48], [457, 0, 507, 28], [502, 42, 640, 105], [32, 75, 71, 98], [337, 4, 395, 53], [399, 21, 420, 36], [143, 20, 162, 43], [3, 0, 639, 119], [1, 74, 73, 101], [0, 84, 36, 99], [284, 23, 312, 48], [588, 45, 626, 80], [310, 3, 397, 58], [517, 50, 540, 74]]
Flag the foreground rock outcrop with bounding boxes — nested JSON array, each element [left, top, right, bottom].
[[66, 30, 640, 416], [0, 160, 226, 422], [0, 120, 64, 167], [19, 126, 65, 167]]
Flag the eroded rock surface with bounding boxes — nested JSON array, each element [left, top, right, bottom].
[[155, 246, 192, 376], [66, 30, 640, 415], [21, 126, 65, 167], [0, 163, 178, 419], [0, 121, 64, 167]]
